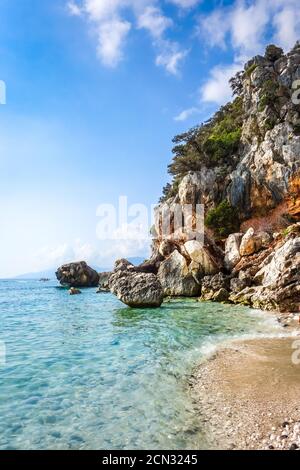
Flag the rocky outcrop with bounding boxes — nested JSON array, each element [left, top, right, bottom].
[[229, 229, 300, 312], [109, 259, 164, 308], [56, 262, 99, 287], [112, 44, 300, 310]]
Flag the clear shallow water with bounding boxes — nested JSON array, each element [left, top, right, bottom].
[[0, 280, 282, 450]]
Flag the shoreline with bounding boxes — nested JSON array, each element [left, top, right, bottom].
[[189, 318, 300, 450]]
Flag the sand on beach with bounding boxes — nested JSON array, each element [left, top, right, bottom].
[[190, 336, 300, 450]]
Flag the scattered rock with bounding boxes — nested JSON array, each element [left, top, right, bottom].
[[201, 273, 231, 302], [69, 287, 81, 295]]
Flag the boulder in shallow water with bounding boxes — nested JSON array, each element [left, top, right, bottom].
[[158, 250, 201, 297], [56, 261, 99, 287], [69, 287, 81, 295], [109, 259, 164, 308]]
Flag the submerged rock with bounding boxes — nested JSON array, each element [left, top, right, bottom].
[[109, 259, 164, 308], [56, 262, 99, 288]]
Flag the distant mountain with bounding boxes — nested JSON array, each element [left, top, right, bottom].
[[13, 269, 56, 280]]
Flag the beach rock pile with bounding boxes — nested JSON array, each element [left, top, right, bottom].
[[56, 261, 99, 287], [201, 273, 231, 302], [109, 259, 164, 308]]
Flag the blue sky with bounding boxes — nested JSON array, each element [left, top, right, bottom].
[[0, 0, 299, 277]]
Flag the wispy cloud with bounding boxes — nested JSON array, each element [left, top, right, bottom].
[[156, 41, 189, 75], [168, 0, 201, 8], [67, 0, 188, 73], [201, 61, 243, 104], [198, 0, 300, 104], [137, 6, 173, 39], [174, 107, 200, 121]]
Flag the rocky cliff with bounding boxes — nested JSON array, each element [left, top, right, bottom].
[[147, 43, 300, 312]]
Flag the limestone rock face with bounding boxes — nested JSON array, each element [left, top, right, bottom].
[[151, 45, 300, 310], [224, 233, 243, 270], [158, 250, 201, 297], [178, 170, 217, 208], [56, 262, 99, 287], [109, 259, 164, 308], [230, 235, 300, 312], [256, 237, 300, 287]]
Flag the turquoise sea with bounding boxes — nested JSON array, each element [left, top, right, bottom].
[[0, 280, 282, 450]]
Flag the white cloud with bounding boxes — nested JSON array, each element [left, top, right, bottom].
[[67, 1, 82, 16], [198, 9, 229, 49], [197, 0, 300, 105], [168, 0, 200, 8], [273, 6, 300, 50], [199, 0, 300, 56], [35, 232, 150, 271], [201, 62, 243, 104], [137, 6, 173, 38], [96, 18, 131, 67], [67, 0, 187, 73], [156, 42, 188, 75], [230, 0, 269, 55], [174, 107, 200, 121], [34, 241, 103, 270], [84, 0, 123, 21]]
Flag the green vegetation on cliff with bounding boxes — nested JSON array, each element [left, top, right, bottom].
[[160, 97, 243, 202], [205, 200, 240, 238]]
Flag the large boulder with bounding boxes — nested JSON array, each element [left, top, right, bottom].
[[183, 240, 220, 275], [109, 259, 164, 308], [158, 250, 201, 297], [224, 233, 243, 270], [239, 228, 271, 256], [56, 261, 99, 287]]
